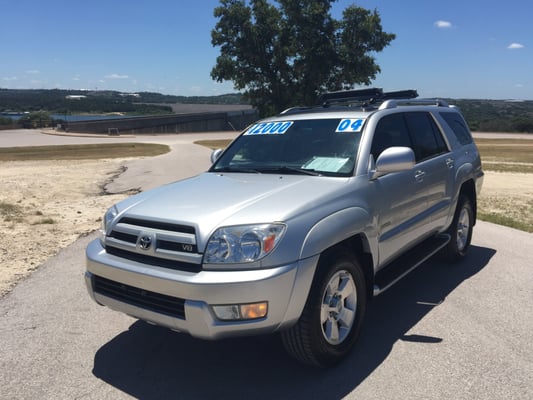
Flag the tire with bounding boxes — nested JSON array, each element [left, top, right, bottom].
[[281, 250, 367, 367], [442, 194, 474, 262]]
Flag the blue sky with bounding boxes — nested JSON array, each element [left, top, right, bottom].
[[1, 0, 531, 100]]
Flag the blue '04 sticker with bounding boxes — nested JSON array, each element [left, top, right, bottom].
[[244, 121, 294, 135], [336, 118, 365, 133]]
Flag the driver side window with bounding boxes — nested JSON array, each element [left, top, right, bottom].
[[371, 113, 413, 160]]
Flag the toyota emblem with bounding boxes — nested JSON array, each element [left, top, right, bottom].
[[138, 235, 153, 250]]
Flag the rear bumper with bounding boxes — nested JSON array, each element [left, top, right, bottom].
[[85, 239, 318, 339]]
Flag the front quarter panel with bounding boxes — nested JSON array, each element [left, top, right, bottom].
[[300, 207, 375, 260]]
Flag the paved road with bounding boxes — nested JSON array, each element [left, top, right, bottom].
[[1, 130, 532, 399]]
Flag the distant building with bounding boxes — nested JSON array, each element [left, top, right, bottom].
[[65, 95, 87, 100]]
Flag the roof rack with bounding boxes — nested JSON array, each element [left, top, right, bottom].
[[317, 88, 418, 107], [280, 88, 435, 116], [378, 98, 449, 110]]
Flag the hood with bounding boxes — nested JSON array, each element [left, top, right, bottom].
[[114, 172, 351, 244]]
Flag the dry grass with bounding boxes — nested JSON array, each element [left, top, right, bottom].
[[194, 139, 232, 150], [476, 138, 533, 173], [0, 143, 169, 161]]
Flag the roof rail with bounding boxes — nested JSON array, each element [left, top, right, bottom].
[[378, 98, 449, 110], [279, 106, 313, 115], [317, 88, 418, 107]]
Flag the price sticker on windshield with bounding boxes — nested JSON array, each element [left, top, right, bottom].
[[335, 118, 365, 133], [244, 121, 294, 135]]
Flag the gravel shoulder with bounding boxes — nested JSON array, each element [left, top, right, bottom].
[[0, 159, 129, 295]]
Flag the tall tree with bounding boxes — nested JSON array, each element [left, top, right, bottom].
[[211, 0, 395, 116]]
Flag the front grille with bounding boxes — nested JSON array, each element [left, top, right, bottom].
[[105, 217, 202, 273], [110, 231, 136, 243], [119, 217, 195, 234], [106, 246, 201, 273], [93, 275, 186, 320]]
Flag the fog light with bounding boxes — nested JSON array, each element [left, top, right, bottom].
[[212, 302, 268, 321], [241, 302, 268, 320]]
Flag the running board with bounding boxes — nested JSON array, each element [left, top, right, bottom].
[[373, 234, 450, 296]]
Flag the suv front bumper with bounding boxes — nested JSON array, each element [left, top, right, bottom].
[[85, 239, 317, 340]]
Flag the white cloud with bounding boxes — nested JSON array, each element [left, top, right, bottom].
[[434, 20, 452, 29], [105, 73, 129, 79], [2, 76, 18, 81], [507, 43, 524, 49], [26, 69, 40, 74]]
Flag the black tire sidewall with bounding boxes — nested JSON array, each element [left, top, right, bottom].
[[446, 195, 474, 260], [307, 251, 367, 366]]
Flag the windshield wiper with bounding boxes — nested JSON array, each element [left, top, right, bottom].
[[213, 166, 262, 174], [258, 166, 321, 176]]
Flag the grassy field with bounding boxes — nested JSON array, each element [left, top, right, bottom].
[[0, 143, 169, 161], [194, 139, 233, 150], [475, 138, 533, 173], [474, 139, 533, 232]]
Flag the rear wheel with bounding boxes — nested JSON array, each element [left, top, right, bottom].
[[443, 194, 474, 261], [281, 250, 366, 367]]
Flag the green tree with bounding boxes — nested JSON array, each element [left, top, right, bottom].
[[19, 111, 52, 128], [512, 117, 533, 133], [0, 116, 14, 126], [211, 0, 395, 116]]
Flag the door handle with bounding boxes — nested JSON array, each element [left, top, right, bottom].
[[446, 158, 455, 169], [414, 170, 426, 182]]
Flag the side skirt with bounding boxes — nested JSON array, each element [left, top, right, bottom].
[[373, 234, 450, 296]]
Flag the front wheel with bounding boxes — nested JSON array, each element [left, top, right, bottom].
[[281, 250, 366, 367], [442, 195, 474, 262]]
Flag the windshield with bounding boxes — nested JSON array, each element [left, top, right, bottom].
[[210, 118, 364, 177]]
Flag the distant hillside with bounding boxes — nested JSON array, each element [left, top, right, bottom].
[[451, 99, 533, 133], [136, 92, 246, 105], [0, 89, 172, 115], [0, 89, 247, 116], [0, 89, 532, 132]]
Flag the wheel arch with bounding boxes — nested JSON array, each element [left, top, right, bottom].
[[320, 235, 375, 301], [300, 208, 376, 300], [458, 179, 477, 225]]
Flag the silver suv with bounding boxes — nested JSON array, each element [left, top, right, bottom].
[[85, 88, 483, 367]]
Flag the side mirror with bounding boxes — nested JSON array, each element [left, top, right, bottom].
[[210, 148, 223, 164], [371, 146, 415, 180]]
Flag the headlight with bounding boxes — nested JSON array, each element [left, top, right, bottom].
[[99, 205, 119, 243], [204, 223, 286, 264]]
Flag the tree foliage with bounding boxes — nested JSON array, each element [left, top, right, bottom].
[[18, 111, 53, 128], [0, 89, 172, 115], [211, 0, 395, 115]]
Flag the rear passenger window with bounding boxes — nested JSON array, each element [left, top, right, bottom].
[[440, 112, 473, 145], [405, 112, 448, 162]]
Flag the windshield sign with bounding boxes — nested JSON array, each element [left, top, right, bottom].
[[211, 119, 364, 177], [244, 121, 294, 135]]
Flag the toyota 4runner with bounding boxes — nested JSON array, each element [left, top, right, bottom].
[[85, 88, 484, 367]]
